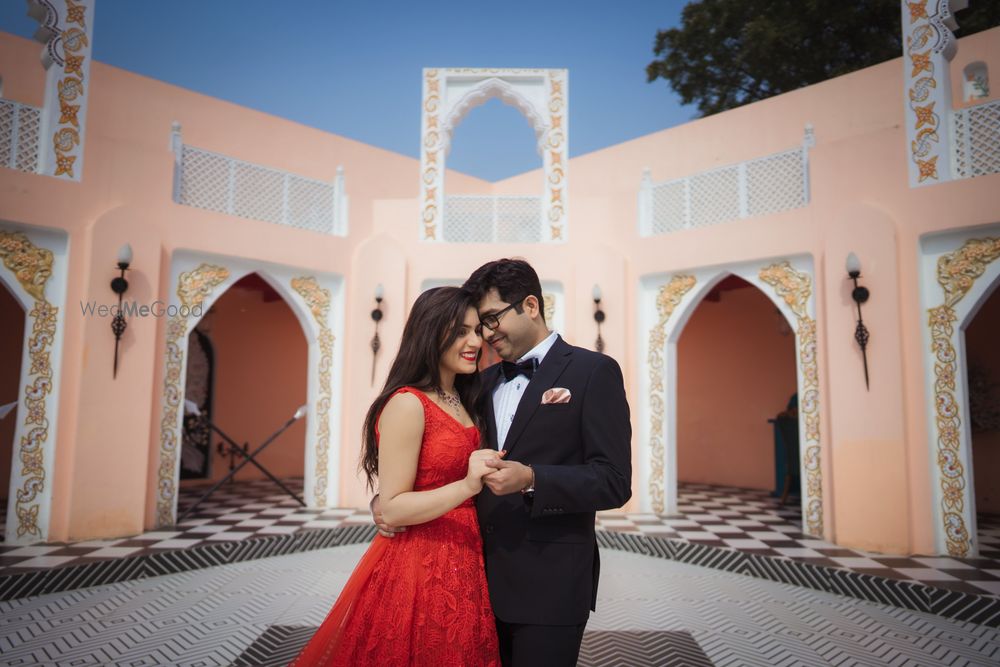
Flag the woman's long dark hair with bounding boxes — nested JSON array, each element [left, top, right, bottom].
[[360, 287, 482, 491]]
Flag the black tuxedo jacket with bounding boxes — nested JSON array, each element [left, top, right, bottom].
[[475, 335, 632, 625]]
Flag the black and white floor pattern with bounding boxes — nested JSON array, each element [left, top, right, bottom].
[[1, 545, 997, 667], [2, 480, 997, 599]]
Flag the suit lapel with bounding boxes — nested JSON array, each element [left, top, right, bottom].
[[502, 336, 572, 456]]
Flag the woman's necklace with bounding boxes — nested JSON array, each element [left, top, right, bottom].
[[435, 387, 463, 417]]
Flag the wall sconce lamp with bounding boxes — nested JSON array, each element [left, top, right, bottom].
[[110, 243, 133, 379], [370, 283, 384, 385], [846, 252, 871, 390], [592, 284, 606, 353]]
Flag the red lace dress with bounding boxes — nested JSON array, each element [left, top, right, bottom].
[[290, 388, 499, 667]]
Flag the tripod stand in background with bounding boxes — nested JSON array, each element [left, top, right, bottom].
[[177, 400, 308, 524]]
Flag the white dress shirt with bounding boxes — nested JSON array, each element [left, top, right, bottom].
[[492, 331, 559, 450]]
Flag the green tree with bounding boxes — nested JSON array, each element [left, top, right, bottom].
[[647, 0, 1000, 117]]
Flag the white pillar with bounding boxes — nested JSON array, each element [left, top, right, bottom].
[[901, 0, 966, 187], [29, 0, 95, 181]]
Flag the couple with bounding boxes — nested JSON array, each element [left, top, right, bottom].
[[291, 259, 632, 667]]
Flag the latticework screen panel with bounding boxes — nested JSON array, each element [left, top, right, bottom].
[[442, 196, 542, 243], [646, 147, 807, 236], [651, 180, 686, 234], [689, 166, 739, 228], [496, 197, 543, 243], [287, 175, 336, 235], [0, 100, 41, 174], [179, 147, 230, 213], [746, 149, 804, 217], [954, 99, 1000, 179], [231, 162, 284, 225], [177, 145, 342, 235]]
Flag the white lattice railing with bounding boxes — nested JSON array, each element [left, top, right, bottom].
[[952, 98, 1000, 179], [0, 99, 41, 174], [639, 128, 813, 236], [171, 126, 347, 236], [442, 195, 543, 243]]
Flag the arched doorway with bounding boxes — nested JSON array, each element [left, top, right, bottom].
[[0, 280, 26, 542], [964, 278, 1000, 560], [176, 272, 309, 514], [676, 276, 798, 498], [641, 258, 824, 537]]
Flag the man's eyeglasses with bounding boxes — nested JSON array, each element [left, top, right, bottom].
[[477, 297, 525, 334]]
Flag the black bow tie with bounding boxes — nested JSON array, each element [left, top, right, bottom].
[[501, 359, 538, 382]]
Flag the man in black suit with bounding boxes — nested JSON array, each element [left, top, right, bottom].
[[463, 259, 632, 666], [374, 259, 632, 666]]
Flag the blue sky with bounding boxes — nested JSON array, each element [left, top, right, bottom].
[[0, 1, 694, 181]]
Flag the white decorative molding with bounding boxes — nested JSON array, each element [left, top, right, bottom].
[[155, 252, 345, 527], [0, 224, 69, 545], [901, 0, 967, 187], [439, 78, 547, 156], [638, 126, 813, 237], [918, 225, 1000, 557], [420, 68, 568, 243], [170, 130, 347, 236], [27, 0, 94, 181]]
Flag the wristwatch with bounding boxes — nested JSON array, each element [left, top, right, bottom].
[[520, 464, 535, 495]]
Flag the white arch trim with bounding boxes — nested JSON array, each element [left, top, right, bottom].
[[0, 224, 69, 545], [919, 225, 1000, 557], [439, 77, 548, 156]]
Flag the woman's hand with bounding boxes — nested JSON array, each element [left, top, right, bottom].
[[464, 449, 506, 495]]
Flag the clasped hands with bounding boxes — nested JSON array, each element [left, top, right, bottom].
[[465, 449, 533, 496], [372, 451, 533, 538]]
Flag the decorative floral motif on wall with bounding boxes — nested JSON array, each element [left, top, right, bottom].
[[291, 276, 335, 508], [928, 237, 1000, 556], [759, 261, 823, 537], [0, 230, 57, 539], [421, 69, 441, 240], [546, 70, 567, 240], [646, 275, 696, 514], [156, 264, 230, 527], [902, 0, 960, 185], [29, 0, 93, 180]]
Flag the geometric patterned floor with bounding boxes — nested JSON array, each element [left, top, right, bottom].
[[1, 545, 997, 666], [2, 480, 998, 599]]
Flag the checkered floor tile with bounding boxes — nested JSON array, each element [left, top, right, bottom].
[[2, 479, 998, 599]]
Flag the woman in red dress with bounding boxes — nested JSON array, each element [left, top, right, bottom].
[[291, 287, 501, 666]]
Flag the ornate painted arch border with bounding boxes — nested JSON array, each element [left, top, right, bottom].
[[643, 260, 824, 538], [0, 230, 61, 543], [154, 260, 340, 528], [924, 235, 1000, 557], [420, 68, 567, 242]]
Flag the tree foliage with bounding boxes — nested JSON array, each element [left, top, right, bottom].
[[647, 0, 1000, 117]]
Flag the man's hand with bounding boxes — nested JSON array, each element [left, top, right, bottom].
[[482, 459, 533, 496], [370, 494, 406, 538]]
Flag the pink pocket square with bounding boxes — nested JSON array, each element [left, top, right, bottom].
[[542, 388, 572, 404]]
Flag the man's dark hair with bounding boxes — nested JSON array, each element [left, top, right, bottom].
[[463, 258, 546, 324]]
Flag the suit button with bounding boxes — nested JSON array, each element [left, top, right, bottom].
[[485, 524, 494, 534]]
